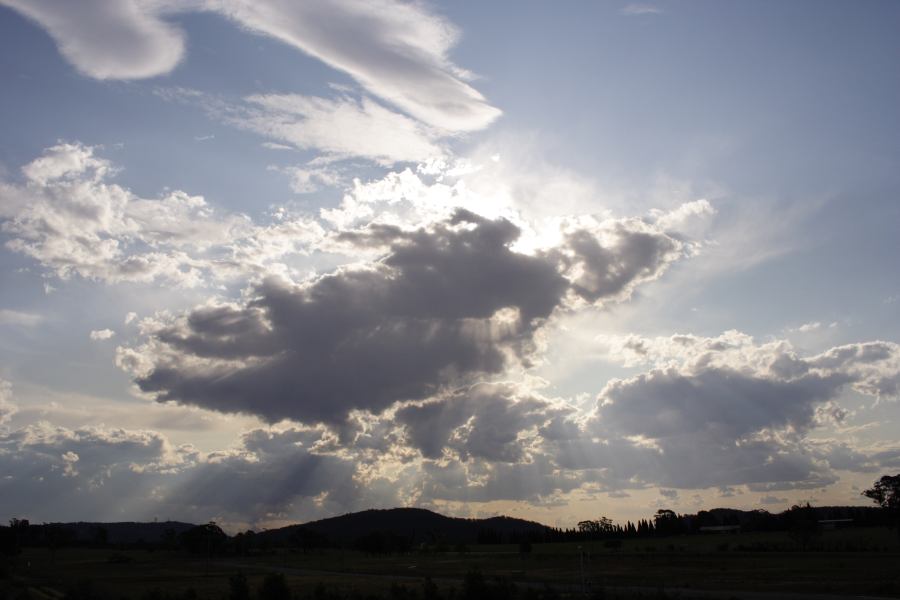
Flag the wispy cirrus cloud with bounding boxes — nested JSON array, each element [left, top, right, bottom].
[[1, 0, 500, 133], [620, 4, 664, 16], [0, 309, 43, 327], [0, 0, 185, 79], [158, 88, 446, 167]]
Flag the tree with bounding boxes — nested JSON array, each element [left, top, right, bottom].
[[577, 516, 615, 538], [863, 474, 900, 510], [864, 474, 900, 538], [653, 509, 680, 536]]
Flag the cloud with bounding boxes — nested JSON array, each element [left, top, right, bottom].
[[0, 379, 16, 425], [162, 427, 374, 521], [162, 89, 446, 167], [2, 0, 499, 133], [212, 0, 501, 132], [0, 419, 395, 527], [760, 495, 788, 505], [0, 309, 43, 327], [119, 208, 694, 425], [418, 453, 582, 504], [717, 486, 739, 498], [0, 0, 185, 79], [89, 329, 116, 341], [547, 332, 900, 492], [1, 143, 324, 286], [396, 383, 561, 463], [0, 422, 176, 520], [553, 216, 690, 306], [237, 94, 444, 165], [620, 4, 664, 16], [121, 211, 568, 424]]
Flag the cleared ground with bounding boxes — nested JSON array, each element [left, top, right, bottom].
[[4, 527, 899, 599]]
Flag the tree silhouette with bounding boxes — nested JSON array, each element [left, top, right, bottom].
[[863, 474, 900, 510], [863, 473, 900, 537]]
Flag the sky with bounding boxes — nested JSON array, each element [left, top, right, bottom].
[[0, 0, 899, 532]]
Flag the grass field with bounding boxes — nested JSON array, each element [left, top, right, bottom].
[[4, 527, 899, 599]]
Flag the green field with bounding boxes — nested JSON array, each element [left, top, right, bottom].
[[4, 527, 900, 599]]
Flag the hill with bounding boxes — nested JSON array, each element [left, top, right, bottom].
[[256, 507, 553, 546]]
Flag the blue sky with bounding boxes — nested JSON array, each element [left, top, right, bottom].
[[0, 0, 898, 530]]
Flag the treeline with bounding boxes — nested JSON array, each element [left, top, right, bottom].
[[555, 504, 894, 542], [480, 505, 893, 545], [1, 504, 894, 558]]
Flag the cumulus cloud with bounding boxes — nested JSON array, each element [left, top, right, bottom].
[[89, 329, 116, 341], [396, 383, 562, 463], [2, 0, 499, 133], [162, 427, 380, 522], [417, 453, 582, 504], [0, 420, 394, 526], [0, 422, 175, 520], [547, 332, 900, 492], [553, 216, 689, 305], [119, 209, 693, 425], [0, 143, 324, 286]]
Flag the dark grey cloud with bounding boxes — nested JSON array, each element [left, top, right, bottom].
[[557, 220, 682, 304], [0, 422, 395, 527], [419, 454, 582, 504], [162, 428, 370, 520], [598, 367, 848, 441], [125, 210, 686, 425], [544, 335, 900, 492], [0, 424, 175, 522], [396, 383, 560, 463]]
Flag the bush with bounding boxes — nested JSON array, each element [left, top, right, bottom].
[[229, 571, 251, 600], [259, 572, 291, 600]]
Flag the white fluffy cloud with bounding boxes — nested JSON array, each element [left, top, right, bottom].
[[89, 329, 116, 341], [0, 143, 324, 286]]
